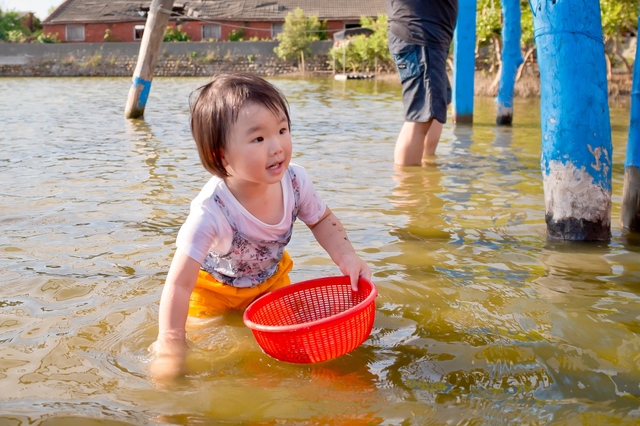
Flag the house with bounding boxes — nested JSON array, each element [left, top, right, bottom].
[[42, 0, 386, 43]]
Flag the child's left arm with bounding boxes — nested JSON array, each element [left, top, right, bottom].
[[308, 207, 371, 290]]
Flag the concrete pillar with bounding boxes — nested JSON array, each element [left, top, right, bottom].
[[452, 0, 476, 124], [532, 0, 612, 241], [621, 9, 640, 232], [496, 0, 523, 125]]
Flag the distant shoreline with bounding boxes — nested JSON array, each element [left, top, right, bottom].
[[0, 40, 632, 101]]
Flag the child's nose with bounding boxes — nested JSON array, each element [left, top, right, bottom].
[[269, 137, 284, 154]]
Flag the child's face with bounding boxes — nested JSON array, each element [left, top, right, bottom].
[[222, 101, 292, 186]]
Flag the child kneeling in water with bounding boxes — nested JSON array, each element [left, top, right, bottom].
[[149, 73, 371, 379]]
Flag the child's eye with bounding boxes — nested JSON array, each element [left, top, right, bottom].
[[279, 128, 288, 135], [254, 136, 264, 142]]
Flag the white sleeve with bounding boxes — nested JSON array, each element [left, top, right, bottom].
[[176, 193, 229, 264], [291, 164, 327, 226]]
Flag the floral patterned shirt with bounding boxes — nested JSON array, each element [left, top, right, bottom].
[[176, 164, 327, 288]]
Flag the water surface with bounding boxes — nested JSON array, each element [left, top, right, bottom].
[[1, 76, 639, 425]]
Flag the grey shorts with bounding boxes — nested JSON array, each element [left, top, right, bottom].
[[388, 32, 451, 123]]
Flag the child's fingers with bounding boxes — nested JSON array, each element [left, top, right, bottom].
[[349, 271, 359, 291]]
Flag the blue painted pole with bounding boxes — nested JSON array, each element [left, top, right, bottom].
[[124, 0, 174, 119], [621, 8, 640, 231], [452, 0, 476, 124], [532, 0, 612, 241], [495, 0, 523, 125]]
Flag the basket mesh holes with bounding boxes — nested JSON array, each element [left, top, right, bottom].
[[249, 280, 376, 363], [257, 282, 370, 326]]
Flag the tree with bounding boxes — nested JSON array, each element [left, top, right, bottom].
[[328, 14, 392, 74], [0, 8, 46, 43], [476, 0, 502, 72], [0, 8, 25, 41], [601, 0, 638, 77], [274, 8, 324, 73], [361, 14, 392, 73]]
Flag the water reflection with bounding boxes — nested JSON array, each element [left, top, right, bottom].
[[125, 119, 191, 238]]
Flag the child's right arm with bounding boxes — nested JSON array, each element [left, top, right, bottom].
[[148, 249, 201, 381]]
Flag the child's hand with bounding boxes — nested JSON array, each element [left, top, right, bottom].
[[338, 254, 372, 291], [148, 333, 189, 384]]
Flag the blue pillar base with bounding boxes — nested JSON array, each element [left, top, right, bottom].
[[496, 113, 513, 126], [545, 215, 611, 241], [621, 166, 640, 231], [453, 113, 473, 124]]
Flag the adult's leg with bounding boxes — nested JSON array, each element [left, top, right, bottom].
[[423, 120, 443, 157], [420, 47, 450, 158], [394, 120, 432, 166]]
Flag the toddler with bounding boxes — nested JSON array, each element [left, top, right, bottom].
[[149, 73, 371, 379]]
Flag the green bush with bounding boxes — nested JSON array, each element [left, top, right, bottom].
[[328, 14, 392, 74], [35, 31, 59, 43], [103, 28, 120, 42], [163, 25, 190, 42], [228, 28, 244, 41], [7, 29, 27, 43]]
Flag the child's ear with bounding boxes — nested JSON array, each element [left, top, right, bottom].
[[220, 150, 228, 167]]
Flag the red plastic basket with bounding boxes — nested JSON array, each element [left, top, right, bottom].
[[243, 276, 377, 364]]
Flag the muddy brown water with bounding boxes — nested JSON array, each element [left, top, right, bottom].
[[1, 76, 639, 424]]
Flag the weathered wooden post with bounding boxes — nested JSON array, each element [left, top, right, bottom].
[[532, 0, 612, 241], [124, 0, 174, 119], [495, 0, 523, 125], [621, 9, 640, 231], [452, 0, 476, 124]]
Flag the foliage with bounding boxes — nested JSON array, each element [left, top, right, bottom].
[[188, 50, 219, 64], [330, 38, 361, 73], [274, 8, 323, 63], [164, 25, 190, 42], [316, 19, 329, 41], [103, 28, 120, 42], [0, 9, 49, 43], [476, 0, 501, 47], [601, 0, 637, 39], [84, 53, 103, 68], [520, 1, 534, 49], [7, 29, 28, 43], [35, 31, 60, 43], [328, 14, 392, 73], [361, 14, 392, 64], [600, 0, 638, 73], [476, 0, 588, 70], [228, 28, 244, 41], [0, 8, 28, 41]]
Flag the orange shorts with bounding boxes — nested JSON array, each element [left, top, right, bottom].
[[188, 251, 293, 317]]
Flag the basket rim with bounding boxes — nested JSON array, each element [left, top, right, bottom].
[[243, 275, 377, 334]]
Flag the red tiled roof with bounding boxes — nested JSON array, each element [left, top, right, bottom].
[[44, 0, 387, 24]]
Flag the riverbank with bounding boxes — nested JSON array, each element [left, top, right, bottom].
[[0, 40, 336, 78], [373, 71, 633, 102], [473, 72, 632, 102], [0, 41, 633, 101]]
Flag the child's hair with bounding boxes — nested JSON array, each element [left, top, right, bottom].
[[189, 72, 291, 178]]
